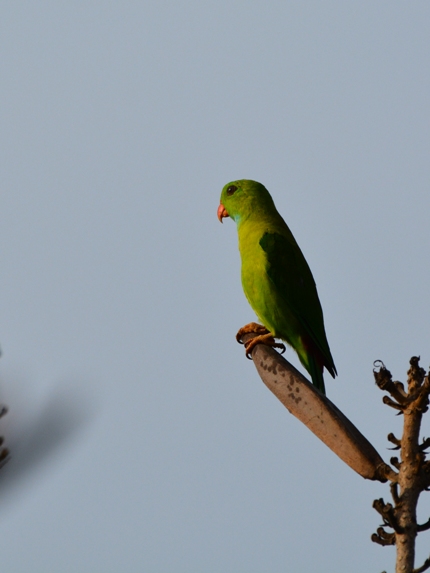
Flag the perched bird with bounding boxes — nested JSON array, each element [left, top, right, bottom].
[[218, 179, 336, 394]]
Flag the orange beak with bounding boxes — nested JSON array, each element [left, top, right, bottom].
[[217, 203, 229, 223]]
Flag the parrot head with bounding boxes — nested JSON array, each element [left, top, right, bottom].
[[218, 179, 276, 225]]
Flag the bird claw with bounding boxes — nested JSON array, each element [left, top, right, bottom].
[[236, 322, 270, 344], [236, 323, 286, 358], [244, 334, 286, 359]]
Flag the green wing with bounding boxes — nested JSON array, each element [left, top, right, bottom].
[[259, 231, 337, 378]]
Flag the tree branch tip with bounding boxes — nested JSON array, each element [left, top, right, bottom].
[[387, 433, 401, 448], [417, 518, 430, 532], [412, 555, 430, 573], [420, 437, 430, 452], [382, 395, 404, 411], [372, 498, 403, 532], [373, 498, 391, 513], [374, 365, 393, 390], [389, 456, 400, 470], [408, 356, 426, 387], [377, 526, 395, 543], [373, 359, 387, 371], [371, 530, 395, 546]]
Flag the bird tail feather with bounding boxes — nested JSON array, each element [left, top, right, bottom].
[[308, 355, 326, 395]]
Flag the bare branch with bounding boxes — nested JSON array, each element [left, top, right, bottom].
[[240, 333, 391, 482], [374, 362, 409, 405], [382, 395, 404, 412], [390, 457, 401, 470], [421, 461, 430, 485], [413, 556, 430, 573], [414, 378, 430, 414], [417, 519, 430, 532], [239, 338, 430, 572], [407, 357, 425, 390], [393, 381, 408, 397], [374, 357, 430, 572], [419, 438, 430, 452], [390, 482, 400, 505], [371, 527, 396, 546], [380, 463, 399, 483], [373, 498, 403, 533], [388, 432, 401, 449]]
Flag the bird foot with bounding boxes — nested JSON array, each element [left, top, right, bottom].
[[243, 333, 286, 360], [236, 323, 286, 359], [236, 322, 270, 344]]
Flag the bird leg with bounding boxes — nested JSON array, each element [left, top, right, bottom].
[[236, 323, 286, 360]]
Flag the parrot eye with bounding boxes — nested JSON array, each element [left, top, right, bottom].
[[226, 185, 237, 196]]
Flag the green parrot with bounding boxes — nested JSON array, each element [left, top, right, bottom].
[[217, 179, 336, 394]]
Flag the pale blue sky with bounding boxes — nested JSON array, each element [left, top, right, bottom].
[[0, 2, 429, 572]]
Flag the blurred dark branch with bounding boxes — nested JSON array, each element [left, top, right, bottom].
[[0, 404, 9, 468]]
